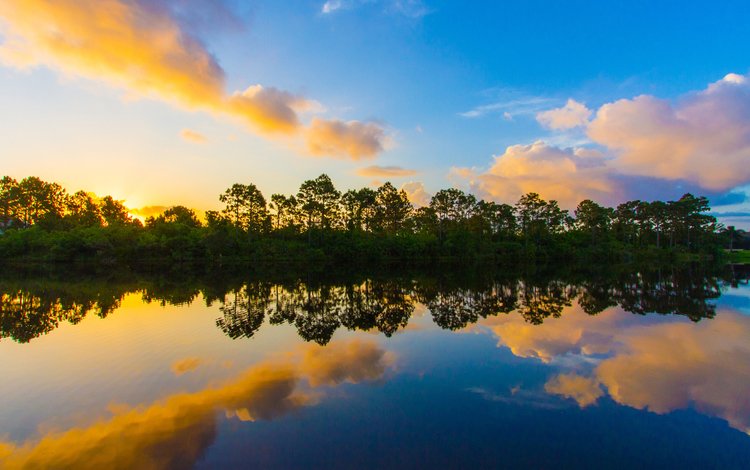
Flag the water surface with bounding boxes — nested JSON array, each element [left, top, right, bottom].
[[1, 265, 749, 468]]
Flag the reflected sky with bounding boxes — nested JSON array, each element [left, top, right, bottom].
[[1, 267, 750, 468]]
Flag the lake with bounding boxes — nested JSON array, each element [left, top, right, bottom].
[[1, 263, 749, 468]]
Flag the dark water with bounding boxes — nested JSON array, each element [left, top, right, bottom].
[[1, 264, 749, 469]]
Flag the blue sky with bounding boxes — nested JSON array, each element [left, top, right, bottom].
[[1, 0, 749, 226]]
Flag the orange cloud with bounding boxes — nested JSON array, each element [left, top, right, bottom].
[[180, 129, 207, 143], [356, 165, 417, 178], [0, 339, 393, 469], [400, 181, 431, 207], [301, 339, 393, 386], [594, 313, 750, 433], [128, 205, 170, 219], [544, 373, 603, 407], [587, 73, 750, 191], [227, 85, 305, 135], [306, 118, 386, 159], [171, 357, 203, 376], [454, 141, 620, 208], [476, 302, 750, 434], [0, 0, 224, 106], [0, 0, 387, 158]]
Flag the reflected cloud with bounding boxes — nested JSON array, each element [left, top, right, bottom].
[[544, 373, 603, 407], [478, 304, 750, 433], [171, 357, 203, 376], [0, 339, 393, 469]]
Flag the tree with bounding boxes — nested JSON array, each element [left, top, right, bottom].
[[296, 174, 341, 231], [99, 196, 132, 226], [574, 199, 612, 243], [219, 183, 269, 232], [66, 191, 102, 227], [372, 182, 412, 234], [148, 206, 201, 228], [15, 177, 67, 226], [0, 176, 19, 228], [269, 194, 300, 231], [341, 188, 377, 232], [429, 188, 477, 239]]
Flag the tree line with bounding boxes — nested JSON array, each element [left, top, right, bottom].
[[0, 174, 726, 267]]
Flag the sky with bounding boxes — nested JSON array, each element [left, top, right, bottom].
[[1, 0, 750, 227]]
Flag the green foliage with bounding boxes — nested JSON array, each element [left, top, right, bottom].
[[0, 175, 725, 268]]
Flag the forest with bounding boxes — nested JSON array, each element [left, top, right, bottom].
[[0, 174, 728, 269]]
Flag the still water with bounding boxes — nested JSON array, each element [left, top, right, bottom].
[[1, 265, 749, 468]]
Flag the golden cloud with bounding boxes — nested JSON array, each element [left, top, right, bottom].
[[544, 373, 603, 407], [476, 303, 750, 434], [400, 181, 431, 207], [171, 357, 203, 376], [306, 118, 386, 159], [128, 205, 170, 219], [454, 141, 621, 209], [356, 165, 418, 178], [302, 339, 393, 387], [0, 0, 387, 158], [180, 129, 207, 144], [0, 339, 393, 469]]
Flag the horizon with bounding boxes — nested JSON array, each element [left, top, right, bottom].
[[2, 1, 750, 228]]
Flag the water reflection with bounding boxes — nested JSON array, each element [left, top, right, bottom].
[[1, 264, 750, 467], [0, 339, 392, 469], [1, 264, 743, 344]]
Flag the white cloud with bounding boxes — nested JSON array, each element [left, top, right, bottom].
[[536, 99, 592, 130], [322, 0, 344, 13]]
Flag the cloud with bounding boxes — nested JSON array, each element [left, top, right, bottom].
[[306, 118, 386, 159], [301, 339, 393, 387], [180, 129, 207, 143], [544, 373, 603, 407], [321, 0, 430, 17], [536, 99, 592, 130], [388, 0, 431, 18], [457, 73, 750, 207], [322, 0, 344, 13], [587, 73, 750, 191], [128, 205, 170, 219], [594, 313, 750, 432], [460, 96, 553, 119], [227, 85, 305, 135], [356, 165, 417, 178], [476, 303, 750, 434], [0, 0, 386, 159], [0, 0, 224, 106], [454, 141, 620, 208], [400, 181, 431, 207], [171, 357, 203, 375], [0, 339, 392, 469]]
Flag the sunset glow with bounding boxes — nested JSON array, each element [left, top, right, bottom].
[[1, 1, 749, 227]]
